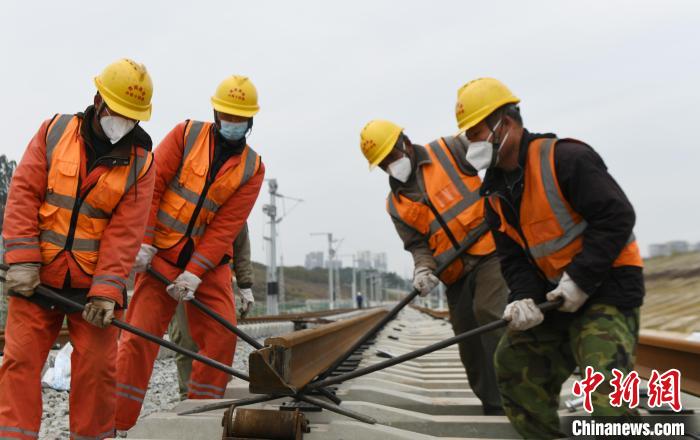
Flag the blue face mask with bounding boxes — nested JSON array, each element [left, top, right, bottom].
[[219, 120, 248, 141]]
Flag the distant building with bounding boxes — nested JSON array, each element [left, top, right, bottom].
[[373, 252, 388, 272], [355, 250, 388, 272], [649, 240, 695, 258], [304, 251, 324, 270], [668, 241, 689, 255], [357, 250, 373, 270], [649, 244, 671, 258]]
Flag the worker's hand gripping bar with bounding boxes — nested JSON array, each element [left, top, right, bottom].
[[146, 266, 262, 350], [0, 264, 249, 382], [306, 298, 564, 390]]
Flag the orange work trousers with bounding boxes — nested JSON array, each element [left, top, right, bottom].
[[115, 258, 237, 430], [0, 296, 122, 440]]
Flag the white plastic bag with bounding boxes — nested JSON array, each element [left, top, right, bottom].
[[41, 342, 73, 391]]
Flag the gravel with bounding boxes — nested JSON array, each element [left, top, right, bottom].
[[18, 336, 264, 439]]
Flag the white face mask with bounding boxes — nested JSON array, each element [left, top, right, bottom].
[[387, 156, 412, 183], [465, 119, 509, 171], [100, 109, 137, 144]]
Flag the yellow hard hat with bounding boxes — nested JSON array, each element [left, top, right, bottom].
[[94, 58, 153, 121], [360, 119, 403, 170], [455, 78, 520, 133], [211, 75, 259, 118]]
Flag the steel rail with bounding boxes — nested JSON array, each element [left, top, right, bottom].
[[636, 330, 700, 396], [306, 299, 564, 390], [316, 234, 483, 381], [409, 304, 450, 320], [146, 268, 343, 404], [249, 308, 389, 395]]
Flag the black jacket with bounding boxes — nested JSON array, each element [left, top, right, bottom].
[[481, 130, 644, 309]]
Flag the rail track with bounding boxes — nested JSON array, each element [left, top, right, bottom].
[[107, 305, 700, 438]]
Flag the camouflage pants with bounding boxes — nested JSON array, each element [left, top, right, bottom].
[[494, 303, 640, 439], [445, 254, 509, 410]]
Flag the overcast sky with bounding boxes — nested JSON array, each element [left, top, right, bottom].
[[1, 1, 698, 277]]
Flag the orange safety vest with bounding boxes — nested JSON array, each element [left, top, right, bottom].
[[386, 136, 495, 285], [489, 137, 642, 283], [38, 114, 153, 275], [153, 121, 261, 254]]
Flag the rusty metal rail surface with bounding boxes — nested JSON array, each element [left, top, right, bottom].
[[249, 308, 389, 394], [1, 328, 70, 352], [409, 304, 450, 320], [240, 308, 359, 324], [636, 330, 700, 396]]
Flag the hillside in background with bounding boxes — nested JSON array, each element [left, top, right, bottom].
[[641, 252, 700, 335], [246, 261, 410, 304]]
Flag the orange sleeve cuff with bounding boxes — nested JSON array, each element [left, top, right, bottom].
[[88, 274, 128, 307], [4, 246, 42, 264]]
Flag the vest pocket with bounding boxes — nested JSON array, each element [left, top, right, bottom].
[[522, 218, 561, 246], [48, 160, 78, 195]]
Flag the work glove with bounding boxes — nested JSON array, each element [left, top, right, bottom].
[[5, 263, 41, 297], [82, 297, 116, 328], [166, 271, 201, 302], [503, 298, 544, 331], [546, 272, 588, 313], [413, 266, 439, 296], [237, 287, 255, 318], [132, 244, 157, 273]]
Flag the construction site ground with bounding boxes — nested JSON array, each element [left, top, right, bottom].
[[124, 307, 700, 439]]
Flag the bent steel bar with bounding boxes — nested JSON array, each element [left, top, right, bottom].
[[306, 299, 564, 390], [146, 266, 341, 404], [0, 266, 250, 383], [318, 232, 485, 380], [178, 394, 281, 416]]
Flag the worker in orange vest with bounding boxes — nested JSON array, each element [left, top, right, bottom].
[[115, 75, 265, 431], [455, 78, 644, 438], [0, 58, 155, 440], [359, 120, 509, 414]]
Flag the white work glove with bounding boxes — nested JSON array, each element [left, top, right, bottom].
[[166, 271, 201, 302], [237, 287, 255, 318], [413, 266, 440, 296], [546, 272, 588, 313], [5, 263, 41, 297], [503, 298, 544, 331], [132, 244, 157, 273]]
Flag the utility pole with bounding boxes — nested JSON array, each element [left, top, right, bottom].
[[339, 254, 357, 307], [263, 179, 279, 315], [311, 232, 335, 309], [263, 179, 303, 315], [279, 255, 285, 310]]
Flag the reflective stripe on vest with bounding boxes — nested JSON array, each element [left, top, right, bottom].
[[386, 137, 494, 284], [426, 138, 482, 236], [490, 137, 641, 283], [153, 121, 260, 249], [38, 114, 151, 274]]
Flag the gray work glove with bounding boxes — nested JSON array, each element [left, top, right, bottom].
[[5, 263, 41, 297], [503, 298, 544, 331], [132, 244, 157, 273], [83, 297, 116, 328], [237, 287, 255, 318], [413, 266, 439, 296], [166, 271, 200, 302]]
